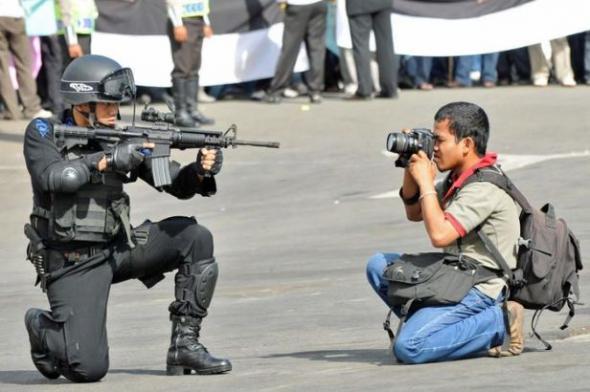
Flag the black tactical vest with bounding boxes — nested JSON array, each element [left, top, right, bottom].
[[32, 148, 132, 245]]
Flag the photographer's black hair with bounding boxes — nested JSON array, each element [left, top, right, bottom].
[[434, 102, 489, 157]]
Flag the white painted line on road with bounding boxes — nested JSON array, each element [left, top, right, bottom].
[[371, 150, 590, 200]]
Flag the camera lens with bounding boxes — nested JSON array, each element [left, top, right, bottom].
[[386, 132, 408, 153]]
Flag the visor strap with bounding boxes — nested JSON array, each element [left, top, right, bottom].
[[88, 102, 97, 127]]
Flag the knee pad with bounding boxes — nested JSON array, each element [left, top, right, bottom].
[[193, 258, 218, 310], [173, 258, 219, 316]]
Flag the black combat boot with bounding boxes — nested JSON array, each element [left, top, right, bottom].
[[25, 308, 61, 379], [172, 78, 195, 127], [166, 315, 232, 375], [186, 79, 215, 125]]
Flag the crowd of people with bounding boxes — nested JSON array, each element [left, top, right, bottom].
[[1, 0, 590, 122]]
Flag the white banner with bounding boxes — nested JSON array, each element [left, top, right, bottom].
[[92, 24, 309, 87], [337, 0, 590, 56]]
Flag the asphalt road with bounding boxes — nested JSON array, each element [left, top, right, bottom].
[[1, 85, 589, 391]]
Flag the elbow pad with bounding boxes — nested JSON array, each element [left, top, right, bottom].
[[48, 160, 91, 193]]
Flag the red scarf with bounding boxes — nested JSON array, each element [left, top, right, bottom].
[[442, 152, 498, 204]]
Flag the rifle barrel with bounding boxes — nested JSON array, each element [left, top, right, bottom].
[[232, 139, 280, 148]]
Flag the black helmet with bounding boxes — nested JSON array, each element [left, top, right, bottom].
[[60, 54, 136, 105]]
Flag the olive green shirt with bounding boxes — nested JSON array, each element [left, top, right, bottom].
[[435, 180, 520, 298]]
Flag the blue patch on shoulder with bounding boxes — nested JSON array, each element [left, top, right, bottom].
[[34, 119, 50, 138]]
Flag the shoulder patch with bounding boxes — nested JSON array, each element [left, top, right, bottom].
[[34, 119, 50, 138]]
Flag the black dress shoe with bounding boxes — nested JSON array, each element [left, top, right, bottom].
[[343, 93, 373, 101], [309, 92, 322, 104], [376, 92, 399, 99]]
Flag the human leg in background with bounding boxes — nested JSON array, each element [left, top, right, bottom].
[[528, 43, 550, 86], [372, 8, 397, 97], [303, 1, 327, 103], [550, 37, 576, 86]]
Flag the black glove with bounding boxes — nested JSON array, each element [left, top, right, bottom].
[[106, 141, 148, 172], [195, 148, 223, 177]]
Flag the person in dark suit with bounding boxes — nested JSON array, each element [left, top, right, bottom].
[[345, 0, 398, 99]]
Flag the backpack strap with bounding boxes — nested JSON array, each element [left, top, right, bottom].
[[461, 166, 534, 213], [476, 229, 513, 283], [459, 166, 533, 285], [383, 300, 415, 362]]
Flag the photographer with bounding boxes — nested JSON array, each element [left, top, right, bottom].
[[366, 102, 524, 363]]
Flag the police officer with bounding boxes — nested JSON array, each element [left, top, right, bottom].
[[167, 0, 215, 127], [23, 54, 231, 382]]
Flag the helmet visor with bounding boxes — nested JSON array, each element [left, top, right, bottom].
[[99, 68, 136, 102]]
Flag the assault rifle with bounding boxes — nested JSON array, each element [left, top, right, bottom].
[[52, 122, 280, 187]]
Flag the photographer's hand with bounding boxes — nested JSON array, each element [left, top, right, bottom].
[[408, 151, 436, 191]]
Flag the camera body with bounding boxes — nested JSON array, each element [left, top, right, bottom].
[[386, 128, 435, 168]]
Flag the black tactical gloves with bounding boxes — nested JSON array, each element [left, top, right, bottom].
[[106, 141, 148, 172], [195, 148, 223, 177]]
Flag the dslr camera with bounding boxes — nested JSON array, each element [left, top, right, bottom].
[[386, 128, 435, 168]]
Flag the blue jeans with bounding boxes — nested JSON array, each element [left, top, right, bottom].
[[455, 53, 500, 85], [366, 252, 505, 364], [404, 56, 433, 86]]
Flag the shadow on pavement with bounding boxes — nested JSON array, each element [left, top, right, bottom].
[[0, 370, 70, 385], [109, 369, 168, 376], [264, 348, 395, 366]]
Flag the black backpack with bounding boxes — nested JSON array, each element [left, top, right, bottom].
[[460, 167, 583, 349]]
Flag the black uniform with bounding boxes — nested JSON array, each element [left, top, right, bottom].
[[267, 1, 327, 98], [24, 113, 221, 382], [346, 0, 398, 97], [168, 16, 213, 126]]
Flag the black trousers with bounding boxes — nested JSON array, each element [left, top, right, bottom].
[[348, 8, 397, 96], [269, 2, 327, 94], [168, 17, 204, 80], [36, 35, 64, 114], [35, 216, 215, 382], [58, 34, 91, 68], [497, 47, 530, 83]]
